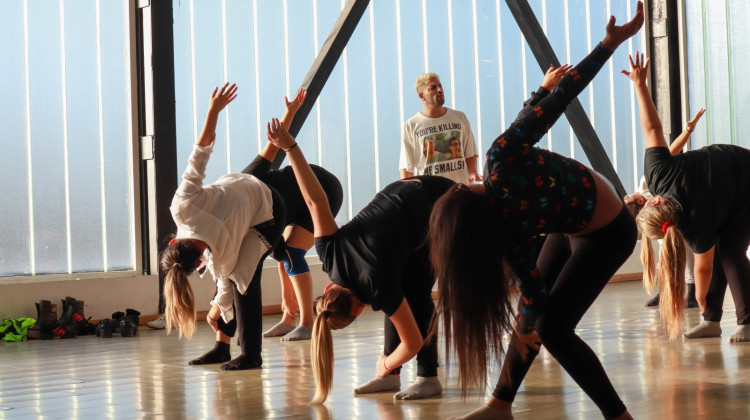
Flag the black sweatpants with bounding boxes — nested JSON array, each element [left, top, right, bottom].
[[216, 186, 285, 361], [383, 245, 439, 378], [493, 206, 636, 419], [702, 214, 750, 325]]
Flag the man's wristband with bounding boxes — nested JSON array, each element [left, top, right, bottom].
[[284, 143, 298, 152]]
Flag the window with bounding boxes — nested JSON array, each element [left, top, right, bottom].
[[0, 1, 137, 278]]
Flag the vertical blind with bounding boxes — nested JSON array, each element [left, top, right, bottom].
[[0, 0, 136, 277], [173, 0, 646, 226]]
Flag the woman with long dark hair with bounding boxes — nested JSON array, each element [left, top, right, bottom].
[[265, 119, 452, 404], [426, 3, 644, 419], [624, 53, 750, 343]]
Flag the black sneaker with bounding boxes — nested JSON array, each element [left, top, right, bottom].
[[645, 294, 660, 307]]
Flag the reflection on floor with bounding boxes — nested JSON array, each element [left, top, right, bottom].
[[0, 281, 749, 419]]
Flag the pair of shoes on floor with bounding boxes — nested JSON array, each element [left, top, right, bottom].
[[60, 296, 95, 336], [146, 315, 167, 330], [96, 309, 141, 338], [188, 342, 261, 370], [29, 300, 77, 340]]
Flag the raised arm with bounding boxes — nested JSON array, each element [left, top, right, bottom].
[[259, 88, 308, 162], [621, 52, 667, 149], [177, 84, 237, 198], [197, 83, 238, 147], [266, 118, 338, 237], [668, 108, 705, 155]]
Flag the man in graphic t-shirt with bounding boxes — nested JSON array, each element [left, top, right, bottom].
[[399, 73, 481, 184]]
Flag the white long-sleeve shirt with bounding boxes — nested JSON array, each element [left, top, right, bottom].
[[170, 142, 274, 322]]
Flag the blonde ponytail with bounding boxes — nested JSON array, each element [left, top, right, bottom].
[[309, 287, 357, 405], [640, 233, 658, 294], [160, 239, 202, 339], [658, 226, 686, 339], [636, 199, 687, 339], [310, 311, 334, 405], [164, 265, 197, 338]]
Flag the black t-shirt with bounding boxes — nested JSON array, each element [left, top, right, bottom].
[[644, 144, 750, 253], [243, 155, 343, 232], [315, 176, 454, 316]]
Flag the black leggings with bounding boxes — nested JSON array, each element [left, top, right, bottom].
[[493, 206, 636, 419], [216, 187, 285, 361], [383, 245, 439, 378], [702, 214, 750, 325]]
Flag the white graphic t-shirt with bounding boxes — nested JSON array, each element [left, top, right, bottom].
[[399, 108, 477, 184]]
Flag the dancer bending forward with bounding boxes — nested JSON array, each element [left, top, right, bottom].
[[624, 52, 750, 343], [267, 119, 451, 403], [161, 83, 284, 370], [427, 3, 644, 419]]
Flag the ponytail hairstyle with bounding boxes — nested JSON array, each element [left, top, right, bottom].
[[635, 198, 686, 339], [310, 286, 357, 405], [160, 236, 203, 339], [426, 184, 514, 397]]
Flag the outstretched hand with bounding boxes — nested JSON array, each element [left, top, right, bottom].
[[601, 1, 644, 51], [620, 52, 649, 85], [686, 108, 706, 132], [285, 88, 308, 116], [267, 118, 297, 150], [540, 64, 573, 91], [209, 82, 238, 113]]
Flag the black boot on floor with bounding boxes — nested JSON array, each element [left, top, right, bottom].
[[96, 319, 113, 338], [40, 300, 77, 340], [645, 293, 660, 307], [112, 309, 140, 337], [27, 301, 44, 339], [60, 297, 93, 336], [220, 354, 262, 371], [189, 341, 232, 366], [686, 284, 699, 308]]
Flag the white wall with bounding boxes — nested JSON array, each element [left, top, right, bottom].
[[0, 260, 332, 321]]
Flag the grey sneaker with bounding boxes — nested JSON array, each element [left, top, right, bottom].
[[146, 315, 166, 330]]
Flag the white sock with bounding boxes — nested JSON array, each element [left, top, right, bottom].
[[449, 404, 513, 420], [262, 320, 295, 337], [353, 375, 401, 394], [281, 325, 312, 341], [393, 377, 442, 400], [683, 321, 721, 339], [728, 324, 750, 343]]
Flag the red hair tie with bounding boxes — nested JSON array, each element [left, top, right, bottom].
[[661, 222, 676, 234]]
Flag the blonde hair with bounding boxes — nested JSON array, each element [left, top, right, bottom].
[[310, 287, 357, 405], [636, 199, 686, 339], [414, 73, 440, 94], [160, 240, 202, 339]]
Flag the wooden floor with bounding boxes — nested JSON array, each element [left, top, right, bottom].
[[1, 281, 749, 419]]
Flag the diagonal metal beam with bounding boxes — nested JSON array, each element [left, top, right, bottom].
[[505, 0, 626, 197], [272, 0, 370, 168]]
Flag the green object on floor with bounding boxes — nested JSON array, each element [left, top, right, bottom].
[[0, 318, 37, 341]]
